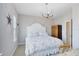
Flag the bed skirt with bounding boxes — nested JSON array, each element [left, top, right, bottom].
[[25, 48, 59, 56]]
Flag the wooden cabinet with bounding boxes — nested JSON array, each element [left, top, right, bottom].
[[51, 25, 62, 39]]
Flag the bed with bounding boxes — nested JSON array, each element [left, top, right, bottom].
[[25, 23, 63, 56]]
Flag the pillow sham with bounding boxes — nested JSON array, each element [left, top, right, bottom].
[[26, 23, 48, 37]]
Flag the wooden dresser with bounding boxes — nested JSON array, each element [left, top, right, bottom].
[[51, 25, 62, 39]]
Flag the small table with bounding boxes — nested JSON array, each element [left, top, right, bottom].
[[59, 43, 70, 53]]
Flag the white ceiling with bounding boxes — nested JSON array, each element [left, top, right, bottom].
[[13, 3, 72, 18]]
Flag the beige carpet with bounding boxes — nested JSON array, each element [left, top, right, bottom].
[[13, 45, 25, 56], [13, 45, 79, 56], [57, 49, 79, 56]]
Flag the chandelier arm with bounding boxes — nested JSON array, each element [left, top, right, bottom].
[[42, 3, 53, 18]]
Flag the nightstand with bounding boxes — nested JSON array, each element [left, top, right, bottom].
[[59, 43, 70, 53]]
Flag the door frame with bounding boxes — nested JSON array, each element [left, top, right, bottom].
[[65, 19, 72, 48]]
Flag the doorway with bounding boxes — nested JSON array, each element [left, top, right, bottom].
[[66, 20, 72, 48]]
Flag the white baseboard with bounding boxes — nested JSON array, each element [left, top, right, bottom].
[[10, 44, 17, 56], [18, 42, 25, 45]]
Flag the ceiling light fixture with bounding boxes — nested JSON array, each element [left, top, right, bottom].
[[42, 3, 53, 18]]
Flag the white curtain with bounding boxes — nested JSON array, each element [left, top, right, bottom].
[[13, 16, 17, 42]]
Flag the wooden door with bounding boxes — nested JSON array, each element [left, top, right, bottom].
[[51, 25, 58, 37]]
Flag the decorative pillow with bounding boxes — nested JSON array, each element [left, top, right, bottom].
[[30, 32, 39, 37], [39, 32, 48, 36], [26, 23, 48, 37], [27, 31, 40, 37]]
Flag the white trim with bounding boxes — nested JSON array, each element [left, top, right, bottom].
[[18, 42, 25, 45], [10, 44, 17, 56]]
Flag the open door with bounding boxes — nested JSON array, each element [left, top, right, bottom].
[[66, 20, 72, 48]]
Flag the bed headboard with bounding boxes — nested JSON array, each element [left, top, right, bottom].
[[26, 23, 46, 34]]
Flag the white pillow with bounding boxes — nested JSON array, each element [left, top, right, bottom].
[[39, 32, 48, 36], [26, 23, 47, 37], [27, 32, 39, 37], [30, 32, 39, 37], [26, 27, 48, 37]]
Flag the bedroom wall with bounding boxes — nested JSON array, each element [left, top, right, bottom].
[[55, 4, 79, 49], [18, 15, 55, 44], [72, 4, 79, 48], [0, 4, 18, 55], [53, 10, 72, 42], [54, 5, 79, 49]]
